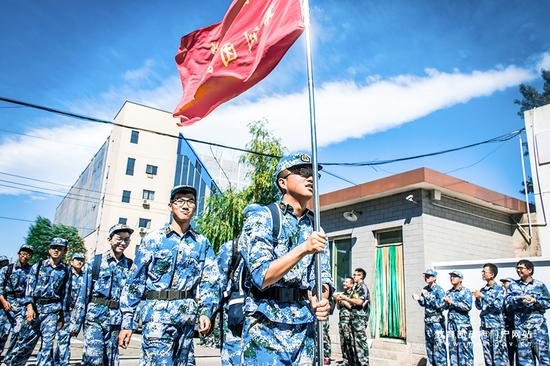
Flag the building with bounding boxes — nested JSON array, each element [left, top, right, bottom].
[[524, 103, 550, 255], [320, 167, 533, 364], [55, 101, 219, 257]]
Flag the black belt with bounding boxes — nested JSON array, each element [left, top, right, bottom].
[[144, 289, 194, 300], [35, 298, 61, 305], [251, 287, 309, 303], [6, 291, 24, 298], [90, 297, 120, 309]]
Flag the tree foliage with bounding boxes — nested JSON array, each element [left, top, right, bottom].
[[195, 120, 284, 252], [514, 69, 550, 117], [25, 216, 86, 263]]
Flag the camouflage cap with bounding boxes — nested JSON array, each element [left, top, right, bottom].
[[500, 277, 515, 283], [18, 244, 34, 254], [0, 255, 9, 263], [170, 185, 197, 201], [274, 152, 323, 182], [50, 237, 68, 248], [71, 252, 85, 260], [108, 224, 134, 239], [449, 270, 464, 279], [422, 268, 437, 277]]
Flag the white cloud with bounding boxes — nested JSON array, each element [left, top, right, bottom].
[[123, 59, 156, 83], [538, 52, 550, 71]]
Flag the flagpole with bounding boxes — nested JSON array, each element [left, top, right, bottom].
[[302, 0, 324, 364]]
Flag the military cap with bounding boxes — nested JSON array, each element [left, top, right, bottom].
[[170, 185, 197, 201], [422, 268, 437, 277], [0, 256, 9, 263], [500, 277, 515, 283], [274, 152, 323, 181], [18, 244, 34, 254], [108, 224, 134, 239], [50, 237, 68, 248], [449, 270, 464, 279], [71, 252, 85, 260]]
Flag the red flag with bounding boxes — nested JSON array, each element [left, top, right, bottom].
[[173, 0, 304, 126]]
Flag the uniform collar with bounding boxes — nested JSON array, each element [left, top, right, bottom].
[[105, 250, 128, 263], [164, 224, 197, 240], [45, 258, 66, 269], [278, 200, 314, 220]]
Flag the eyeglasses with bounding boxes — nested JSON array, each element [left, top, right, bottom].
[[18, 252, 32, 258], [516, 266, 527, 271], [50, 245, 64, 251], [283, 166, 321, 180], [172, 198, 197, 207], [113, 237, 131, 244]]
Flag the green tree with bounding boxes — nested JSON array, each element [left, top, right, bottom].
[[195, 120, 284, 252], [25, 216, 86, 262], [514, 69, 550, 117]]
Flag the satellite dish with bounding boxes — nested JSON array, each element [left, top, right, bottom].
[[343, 210, 362, 222]]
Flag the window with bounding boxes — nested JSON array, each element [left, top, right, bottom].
[[122, 190, 131, 203], [138, 218, 151, 229], [118, 217, 127, 225], [130, 130, 139, 144], [329, 237, 352, 292], [126, 158, 136, 176], [142, 190, 155, 200], [146, 164, 158, 176]]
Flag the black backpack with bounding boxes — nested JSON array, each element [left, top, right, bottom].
[[225, 203, 282, 337]]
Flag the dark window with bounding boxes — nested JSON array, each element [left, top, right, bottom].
[[138, 218, 151, 229], [126, 158, 136, 176], [118, 217, 127, 225], [122, 190, 131, 203], [330, 237, 352, 292], [130, 130, 139, 144], [146, 164, 158, 176], [142, 190, 155, 200]]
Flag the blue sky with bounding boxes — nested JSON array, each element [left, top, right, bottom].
[[0, 0, 549, 256]]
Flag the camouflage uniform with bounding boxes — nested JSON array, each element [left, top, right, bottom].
[[417, 283, 447, 366], [0, 260, 32, 361], [7, 257, 71, 366], [217, 240, 242, 365], [119, 224, 220, 366], [70, 251, 132, 366], [501, 278, 517, 366], [506, 278, 550, 365], [0, 257, 12, 357], [54, 267, 84, 366], [350, 282, 370, 366], [338, 288, 355, 366], [446, 285, 473, 366], [474, 282, 509, 366], [239, 202, 333, 365], [324, 320, 331, 362]]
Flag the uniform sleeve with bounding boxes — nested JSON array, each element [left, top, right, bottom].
[[534, 282, 550, 311], [426, 287, 446, 311], [197, 240, 221, 318], [506, 281, 525, 310], [24, 262, 38, 305], [240, 205, 274, 290], [449, 289, 472, 312], [217, 241, 233, 299], [120, 237, 154, 330], [70, 262, 93, 334], [308, 237, 334, 293], [483, 287, 505, 314], [0, 266, 7, 297]]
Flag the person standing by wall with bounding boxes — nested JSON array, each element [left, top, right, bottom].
[[335, 276, 355, 366], [444, 270, 473, 366]]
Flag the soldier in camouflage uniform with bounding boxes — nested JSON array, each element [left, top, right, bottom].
[[472, 263, 509, 366], [54, 252, 85, 366], [0, 255, 11, 358], [70, 224, 134, 366], [444, 270, 473, 366], [336, 276, 355, 366], [500, 277, 517, 366], [506, 259, 550, 365], [6, 238, 72, 366], [239, 153, 333, 365], [0, 245, 33, 362], [348, 268, 370, 366], [413, 268, 447, 366], [118, 185, 220, 366]]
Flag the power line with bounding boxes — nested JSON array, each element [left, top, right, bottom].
[[0, 215, 95, 232]]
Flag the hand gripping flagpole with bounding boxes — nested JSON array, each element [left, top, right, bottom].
[[302, 0, 324, 364]]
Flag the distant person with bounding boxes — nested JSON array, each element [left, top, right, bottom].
[[472, 263, 508, 366], [500, 277, 517, 366], [444, 270, 473, 366], [0, 255, 11, 357], [413, 269, 447, 366], [335, 276, 355, 366]]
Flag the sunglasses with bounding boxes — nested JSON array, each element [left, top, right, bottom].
[[50, 245, 64, 251], [283, 166, 321, 180]]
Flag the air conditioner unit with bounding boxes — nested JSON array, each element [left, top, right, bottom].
[[142, 199, 150, 208]]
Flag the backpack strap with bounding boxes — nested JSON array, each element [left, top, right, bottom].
[[267, 203, 282, 244], [89, 254, 102, 301]]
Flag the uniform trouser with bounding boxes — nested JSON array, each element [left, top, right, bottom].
[[0, 309, 10, 356], [516, 318, 550, 366], [221, 311, 242, 366], [140, 321, 195, 366], [351, 315, 369, 366], [2, 302, 25, 364], [425, 319, 447, 366], [81, 319, 121, 366], [6, 311, 60, 366], [448, 323, 473, 366], [241, 312, 316, 365], [323, 320, 331, 360], [53, 314, 72, 366], [339, 318, 355, 366], [480, 327, 509, 366]]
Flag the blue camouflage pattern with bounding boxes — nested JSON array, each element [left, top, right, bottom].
[[446, 285, 474, 366], [0, 302, 8, 357], [417, 283, 447, 366], [239, 202, 333, 365], [120, 224, 220, 366], [7, 259, 71, 366], [506, 278, 550, 366], [70, 251, 132, 366], [474, 282, 508, 366], [0, 262, 31, 362], [54, 270, 84, 366]]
